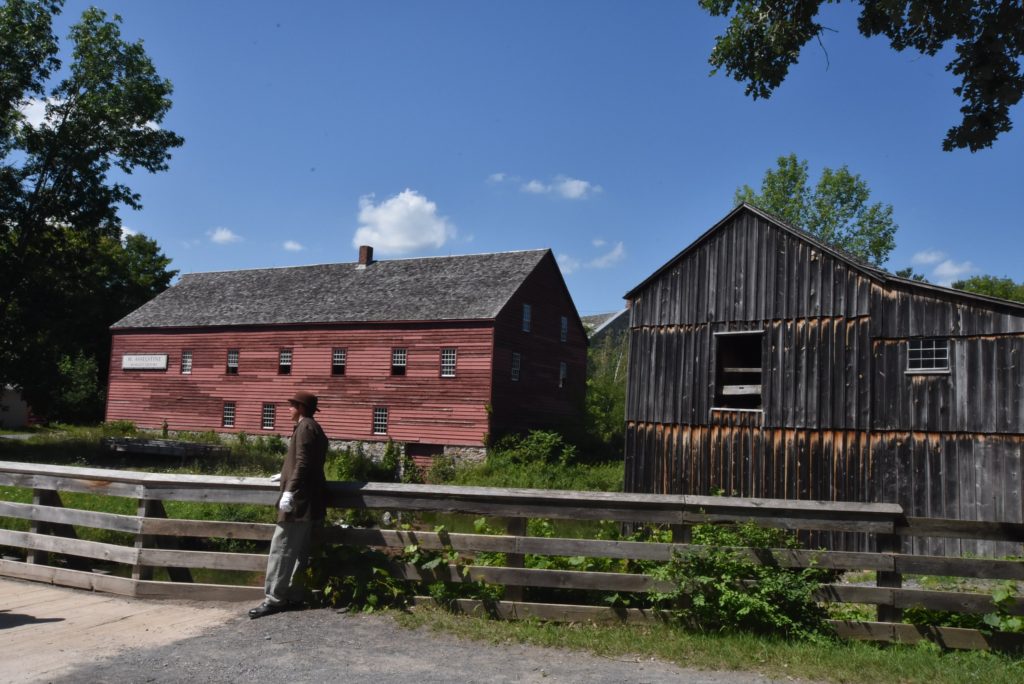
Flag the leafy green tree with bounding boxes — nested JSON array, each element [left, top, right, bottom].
[[894, 267, 928, 282], [584, 331, 628, 460], [0, 0, 182, 419], [736, 154, 897, 266], [700, 1, 1024, 152], [952, 275, 1024, 303]]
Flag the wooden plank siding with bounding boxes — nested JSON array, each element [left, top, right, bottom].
[[490, 255, 588, 437], [624, 206, 1024, 554], [107, 322, 495, 446]]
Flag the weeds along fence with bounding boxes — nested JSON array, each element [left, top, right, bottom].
[[1, 460, 1023, 651]]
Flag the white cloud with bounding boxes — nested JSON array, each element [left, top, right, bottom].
[[588, 241, 625, 268], [121, 226, 138, 238], [557, 253, 581, 275], [912, 250, 946, 266], [208, 227, 242, 244], [932, 259, 975, 285], [19, 98, 60, 128], [592, 238, 606, 248], [554, 175, 601, 199], [519, 175, 601, 200], [488, 172, 506, 184], [352, 189, 455, 255], [283, 240, 304, 252]]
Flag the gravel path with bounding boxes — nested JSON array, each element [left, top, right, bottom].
[[53, 607, 796, 684]]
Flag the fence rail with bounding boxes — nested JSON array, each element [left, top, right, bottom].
[[1, 460, 1023, 652]]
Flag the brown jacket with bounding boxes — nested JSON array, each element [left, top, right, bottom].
[[277, 415, 328, 523]]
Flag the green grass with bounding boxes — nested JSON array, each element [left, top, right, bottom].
[[395, 606, 1024, 684], [449, 458, 623, 492]]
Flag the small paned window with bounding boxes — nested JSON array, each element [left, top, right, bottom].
[[278, 349, 292, 375], [373, 407, 389, 435], [332, 348, 347, 376], [511, 352, 521, 382], [391, 348, 407, 376], [522, 304, 532, 332], [440, 347, 457, 378], [560, 316, 568, 343], [908, 338, 950, 372], [261, 403, 276, 430], [222, 402, 235, 428], [180, 350, 193, 375], [714, 331, 763, 410], [558, 361, 568, 388], [226, 349, 239, 375]]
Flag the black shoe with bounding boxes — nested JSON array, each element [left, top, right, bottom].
[[248, 601, 285, 619]]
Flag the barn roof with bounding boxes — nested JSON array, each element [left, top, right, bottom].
[[112, 249, 551, 329], [624, 204, 1024, 314]]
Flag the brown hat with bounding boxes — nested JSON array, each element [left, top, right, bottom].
[[288, 391, 319, 413]]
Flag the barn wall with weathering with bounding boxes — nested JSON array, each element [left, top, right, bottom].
[[107, 321, 494, 447], [625, 209, 876, 496], [490, 252, 588, 438], [625, 207, 1024, 554]]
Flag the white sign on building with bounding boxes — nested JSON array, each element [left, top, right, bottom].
[[122, 354, 168, 370]]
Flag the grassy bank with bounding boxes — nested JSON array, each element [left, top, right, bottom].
[[396, 607, 1024, 684]]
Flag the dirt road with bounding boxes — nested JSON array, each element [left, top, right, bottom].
[[2, 579, 796, 683]]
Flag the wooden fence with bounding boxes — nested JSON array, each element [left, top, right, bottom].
[[1, 460, 1023, 652]]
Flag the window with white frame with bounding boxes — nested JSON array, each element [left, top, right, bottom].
[[226, 349, 239, 375], [261, 403, 276, 430], [440, 347, 457, 377], [278, 349, 292, 375], [558, 361, 568, 388], [391, 348, 407, 376], [908, 338, 949, 372], [511, 352, 521, 381], [332, 348, 346, 376], [560, 316, 568, 343], [373, 407, 388, 435], [222, 402, 235, 428], [522, 304, 532, 332], [180, 350, 193, 374]]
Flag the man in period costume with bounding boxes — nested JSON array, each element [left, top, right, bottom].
[[249, 391, 329, 619]]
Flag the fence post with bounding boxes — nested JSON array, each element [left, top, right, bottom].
[[27, 489, 87, 569], [505, 517, 527, 602], [132, 499, 158, 581], [27, 489, 56, 565], [875, 532, 903, 623]]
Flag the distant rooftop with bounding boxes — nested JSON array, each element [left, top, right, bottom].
[[112, 249, 551, 329]]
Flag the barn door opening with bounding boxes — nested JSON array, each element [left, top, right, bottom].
[[714, 331, 763, 410]]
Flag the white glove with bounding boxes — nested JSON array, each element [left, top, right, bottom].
[[279, 491, 294, 513], [269, 473, 281, 483]]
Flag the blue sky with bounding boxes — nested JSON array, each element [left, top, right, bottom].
[[44, 1, 1024, 316]]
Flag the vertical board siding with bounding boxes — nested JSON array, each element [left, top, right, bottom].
[[108, 323, 495, 446], [488, 254, 588, 437], [625, 208, 1024, 553]]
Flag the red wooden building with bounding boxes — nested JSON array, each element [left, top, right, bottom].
[[106, 247, 587, 457]]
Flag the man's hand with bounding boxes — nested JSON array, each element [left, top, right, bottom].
[[279, 491, 294, 513]]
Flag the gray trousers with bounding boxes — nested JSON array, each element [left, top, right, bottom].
[[264, 521, 313, 605]]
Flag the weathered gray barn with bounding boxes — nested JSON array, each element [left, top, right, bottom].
[[624, 204, 1024, 554]]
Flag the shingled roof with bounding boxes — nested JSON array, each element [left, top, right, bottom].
[[112, 249, 551, 329]]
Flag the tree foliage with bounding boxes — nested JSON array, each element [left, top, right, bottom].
[[584, 328, 628, 460], [0, 0, 182, 419], [952, 274, 1024, 303], [736, 154, 897, 266], [700, 0, 1024, 152]]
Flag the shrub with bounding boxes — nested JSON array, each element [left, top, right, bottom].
[[101, 420, 137, 436], [651, 521, 835, 643]]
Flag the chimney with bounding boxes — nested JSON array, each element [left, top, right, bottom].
[[357, 245, 374, 269]]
